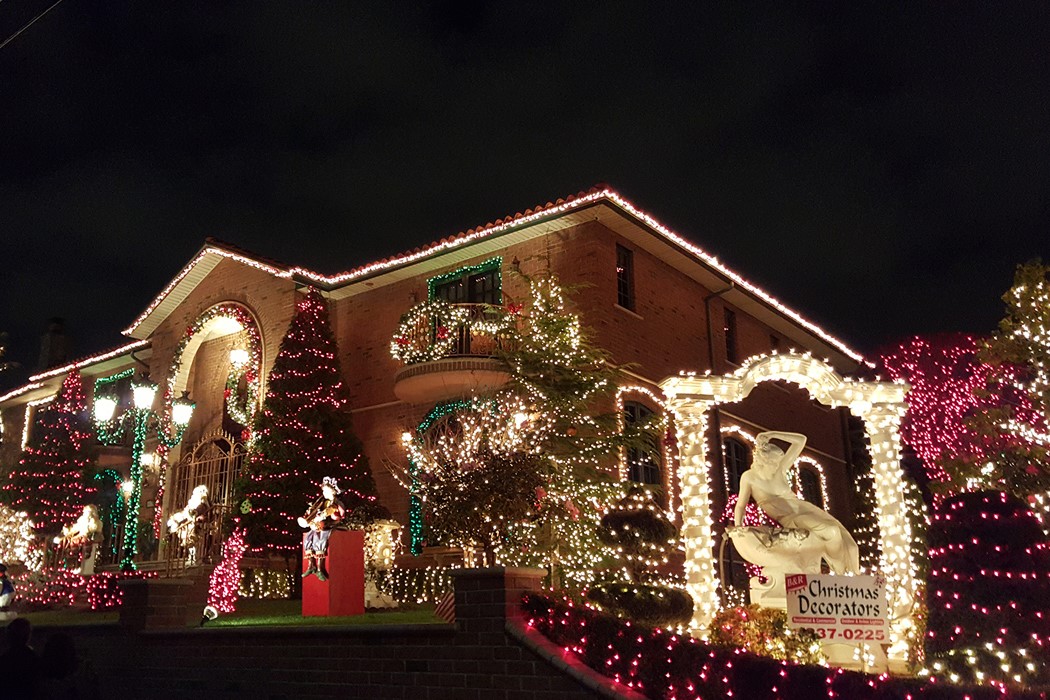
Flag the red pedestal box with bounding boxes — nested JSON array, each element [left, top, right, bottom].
[[302, 529, 365, 617]]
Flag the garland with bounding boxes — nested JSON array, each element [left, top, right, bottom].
[[168, 303, 262, 428], [390, 299, 471, 364]]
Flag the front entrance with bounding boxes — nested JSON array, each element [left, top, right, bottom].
[[164, 430, 245, 571]]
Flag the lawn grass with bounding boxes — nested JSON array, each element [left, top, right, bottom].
[[21, 608, 119, 627], [207, 598, 445, 628]]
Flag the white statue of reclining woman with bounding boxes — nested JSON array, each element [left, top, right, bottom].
[[730, 430, 860, 578]]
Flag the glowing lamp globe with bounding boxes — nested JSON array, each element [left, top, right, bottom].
[[93, 396, 117, 422], [229, 348, 250, 368], [132, 378, 158, 410], [121, 480, 135, 497], [171, 393, 195, 427]]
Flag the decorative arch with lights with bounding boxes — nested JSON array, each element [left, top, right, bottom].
[[167, 302, 263, 429], [661, 351, 918, 668]]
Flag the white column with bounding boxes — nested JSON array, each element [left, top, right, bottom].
[[862, 402, 918, 666], [669, 400, 721, 633]]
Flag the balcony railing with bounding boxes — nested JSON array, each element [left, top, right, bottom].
[[392, 302, 517, 366]]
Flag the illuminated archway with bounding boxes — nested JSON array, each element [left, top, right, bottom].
[[661, 352, 917, 666], [167, 302, 263, 428]]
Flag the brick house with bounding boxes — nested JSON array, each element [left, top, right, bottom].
[[0, 186, 873, 598]]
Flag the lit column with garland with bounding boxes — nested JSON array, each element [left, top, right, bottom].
[[93, 373, 194, 570]]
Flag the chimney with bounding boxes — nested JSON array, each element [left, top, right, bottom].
[[37, 317, 72, 371]]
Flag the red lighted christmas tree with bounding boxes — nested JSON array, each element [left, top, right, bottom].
[[1, 370, 93, 537], [234, 291, 381, 557]]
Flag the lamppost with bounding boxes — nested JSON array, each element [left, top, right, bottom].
[[94, 373, 194, 570]]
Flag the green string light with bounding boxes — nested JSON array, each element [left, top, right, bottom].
[[426, 257, 502, 301]]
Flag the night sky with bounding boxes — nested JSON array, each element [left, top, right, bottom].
[[1, 2, 1047, 388]]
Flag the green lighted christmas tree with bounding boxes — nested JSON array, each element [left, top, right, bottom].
[[1, 370, 93, 538], [235, 291, 382, 559]]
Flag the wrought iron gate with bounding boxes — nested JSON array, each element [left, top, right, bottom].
[[165, 430, 245, 571]]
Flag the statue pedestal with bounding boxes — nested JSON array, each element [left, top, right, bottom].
[[302, 530, 365, 617]]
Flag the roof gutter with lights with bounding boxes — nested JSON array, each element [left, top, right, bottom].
[[120, 188, 870, 367]]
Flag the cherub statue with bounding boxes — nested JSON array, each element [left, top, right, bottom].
[[297, 476, 346, 581], [731, 430, 860, 575], [167, 485, 210, 564]]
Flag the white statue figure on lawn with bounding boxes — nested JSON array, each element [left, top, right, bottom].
[[58, 505, 103, 574], [728, 430, 860, 605], [167, 485, 210, 565]]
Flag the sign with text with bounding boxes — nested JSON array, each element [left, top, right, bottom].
[[785, 573, 888, 643]]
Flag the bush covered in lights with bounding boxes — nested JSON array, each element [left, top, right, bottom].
[[587, 487, 691, 628], [925, 490, 1050, 689], [709, 604, 823, 665], [523, 592, 1049, 700]]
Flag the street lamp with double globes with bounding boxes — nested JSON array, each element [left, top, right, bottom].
[[93, 373, 195, 570]]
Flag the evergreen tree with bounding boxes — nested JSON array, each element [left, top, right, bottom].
[[954, 260, 1050, 496], [0, 370, 92, 537], [235, 291, 381, 558], [925, 491, 1050, 687], [404, 276, 636, 587]]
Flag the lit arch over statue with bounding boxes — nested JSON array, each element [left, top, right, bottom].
[[661, 352, 917, 668]]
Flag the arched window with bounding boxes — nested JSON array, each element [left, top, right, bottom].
[[722, 437, 750, 496], [797, 467, 825, 509], [623, 401, 661, 486]]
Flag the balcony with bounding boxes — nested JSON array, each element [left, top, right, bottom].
[[392, 302, 516, 404]]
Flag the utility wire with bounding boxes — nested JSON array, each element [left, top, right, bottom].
[[0, 0, 65, 52]]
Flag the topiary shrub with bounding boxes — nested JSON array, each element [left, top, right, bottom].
[[587, 486, 692, 628]]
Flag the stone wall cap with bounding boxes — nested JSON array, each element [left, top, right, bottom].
[[449, 566, 547, 578], [141, 623, 456, 639]]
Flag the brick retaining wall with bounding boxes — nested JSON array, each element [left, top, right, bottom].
[[29, 568, 640, 700]]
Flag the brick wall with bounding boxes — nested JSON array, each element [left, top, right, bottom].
[[29, 568, 634, 699]]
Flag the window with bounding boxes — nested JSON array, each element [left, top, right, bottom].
[[722, 437, 750, 496], [623, 401, 660, 485], [797, 468, 825, 509], [430, 259, 502, 305], [432, 268, 501, 305], [616, 245, 635, 310], [723, 308, 738, 364]]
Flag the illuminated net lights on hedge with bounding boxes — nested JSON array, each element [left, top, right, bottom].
[[239, 569, 291, 600], [524, 593, 999, 700], [0, 505, 42, 572], [373, 565, 458, 605]]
